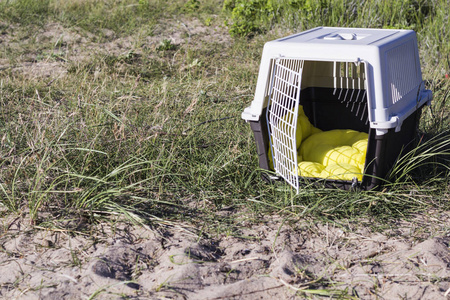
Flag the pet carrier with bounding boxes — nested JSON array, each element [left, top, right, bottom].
[[242, 27, 432, 192]]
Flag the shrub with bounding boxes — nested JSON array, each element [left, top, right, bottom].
[[223, 0, 276, 37]]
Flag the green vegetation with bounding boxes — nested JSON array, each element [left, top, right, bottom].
[[0, 0, 448, 241], [222, 0, 437, 36]]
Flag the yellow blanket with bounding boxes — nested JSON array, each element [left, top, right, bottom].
[[270, 106, 368, 181], [299, 129, 368, 181]]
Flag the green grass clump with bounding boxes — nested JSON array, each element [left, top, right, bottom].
[[0, 0, 51, 25], [0, 0, 221, 38]]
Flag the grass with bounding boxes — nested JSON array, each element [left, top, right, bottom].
[[0, 0, 448, 262]]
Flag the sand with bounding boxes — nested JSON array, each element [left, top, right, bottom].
[[1, 212, 448, 299]]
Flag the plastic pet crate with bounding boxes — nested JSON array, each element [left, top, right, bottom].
[[242, 27, 433, 192]]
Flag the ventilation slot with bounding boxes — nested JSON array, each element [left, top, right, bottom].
[[333, 61, 369, 124], [387, 40, 420, 105]]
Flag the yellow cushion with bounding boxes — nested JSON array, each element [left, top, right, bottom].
[[269, 105, 368, 182], [298, 161, 364, 181], [277, 105, 322, 149], [299, 129, 368, 181], [297, 161, 325, 177], [322, 162, 364, 181]]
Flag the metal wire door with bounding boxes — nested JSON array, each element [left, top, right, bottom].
[[266, 58, 305, 193]]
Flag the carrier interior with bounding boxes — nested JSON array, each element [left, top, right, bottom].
[[266, 59, 370, 132], [265, 59, 372, 189]]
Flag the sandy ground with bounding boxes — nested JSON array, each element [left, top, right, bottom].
[[0, 212, 449, 300], [1, 18, 449, 299]]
